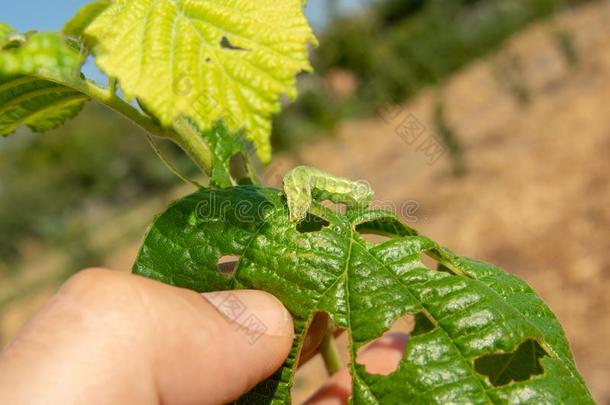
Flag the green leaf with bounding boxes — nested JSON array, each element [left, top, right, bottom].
[[63, 1, 112, 38], [0, 31, 88, 136], [0, 76, 87, 136], [0, 23, 14, 44], [83, 0, 317, 163], [134, 186, 594, 404], [0, 31, 83, 79], [190, 120, 251, 188]]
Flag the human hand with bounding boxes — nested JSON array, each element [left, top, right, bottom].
[[0, 268, 406, 404]]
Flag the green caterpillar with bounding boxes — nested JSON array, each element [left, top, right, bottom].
[[282, 166, 374, 222]]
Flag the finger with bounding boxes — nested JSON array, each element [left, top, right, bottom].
[[0, 268, 294, 405], [305, 333, 408, 405]]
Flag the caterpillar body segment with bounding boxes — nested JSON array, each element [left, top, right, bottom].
[[282, 166, 374, 222]]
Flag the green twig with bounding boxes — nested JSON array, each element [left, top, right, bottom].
[[144, 135, 203, 188], [320, 330, 342, 376], [40, 73, 214, 177], [108, 77, 117, 95], [170, 118, 214, 177]]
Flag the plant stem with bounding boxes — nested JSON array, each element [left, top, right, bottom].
[[108, 77, 117, 96], [144, 135, 203, 188], [41, 73, 214, 177], [320, 330, 342, 376], [171, 118, 214, 177]]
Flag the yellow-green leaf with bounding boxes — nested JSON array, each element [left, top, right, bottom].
[[63, 1, 111, 38], [0, 76, 87, 136], [0, 30, 88, 136], [0, 31, 83, 79], [84, 0, 317, 163], [0, 23, 14, 43]]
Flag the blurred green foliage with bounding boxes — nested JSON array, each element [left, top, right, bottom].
[[273, 0, 582, 150], [0, 104, 195, 265]]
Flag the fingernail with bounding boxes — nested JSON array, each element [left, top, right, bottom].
[[202, 290, 293, 337]]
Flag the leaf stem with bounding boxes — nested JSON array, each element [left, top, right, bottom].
[[144, 135, 203, 188], [320, 330, 342, 376], [40, 73, 214, 177], [171, 118, 214, 177], [108, 77, 117, 96]]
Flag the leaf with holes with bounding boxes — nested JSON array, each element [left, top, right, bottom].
[[133, 185, 594, 404], [0, 26, 88, 136], [82, 0, 317, 163]]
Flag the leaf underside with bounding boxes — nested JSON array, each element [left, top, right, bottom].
[[0, 26, 88, 136], [83, 0, 317, 163], [134, 186, 594, 404]]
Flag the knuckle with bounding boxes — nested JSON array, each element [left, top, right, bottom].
[[58, 269, 142, 319], [60, 268, 119, 300], [53, 269, 156, 344]]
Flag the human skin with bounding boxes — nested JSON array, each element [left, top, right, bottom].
[[0, 268, 406, 405]]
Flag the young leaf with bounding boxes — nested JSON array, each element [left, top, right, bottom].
[[179, 119, 253, 188], [0, 23, 14, 44], [0, 29, 88, 136], [0, 31, 83, 78], [134, 186, 594, 404], [63, 1, 111, 38], [0, 76, 87, 136], [83, 0, 317, 163]]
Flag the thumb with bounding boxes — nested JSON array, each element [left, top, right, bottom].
[[0, 269, 294, 405]]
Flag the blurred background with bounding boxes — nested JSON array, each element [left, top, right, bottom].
[[1, 0, 609, 403]]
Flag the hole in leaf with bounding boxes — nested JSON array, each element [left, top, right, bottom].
[[355, 217, 416, 241], [411, 312, 435, 336], [229, 153, 252, 185], [220, 36, 247, 51], [421, 254, 438, 270], [357, 312, 435, 376], [299, 312, 332, 366], [436, 262, 455, 274], [297, 214, 330, 233], [475, 339, 548, 386], [357, 332, 408, 376], [320, 200, 346, 214], [359, 233, 392, 244], [355, 221, 393, 243], [217, 255, 239, 275], [294, 326, 349, 401], [294, 314, 349, 400]]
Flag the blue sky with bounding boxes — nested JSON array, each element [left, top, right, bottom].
[[3, 0, 91, 32], [3, 0, 370, 32]]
